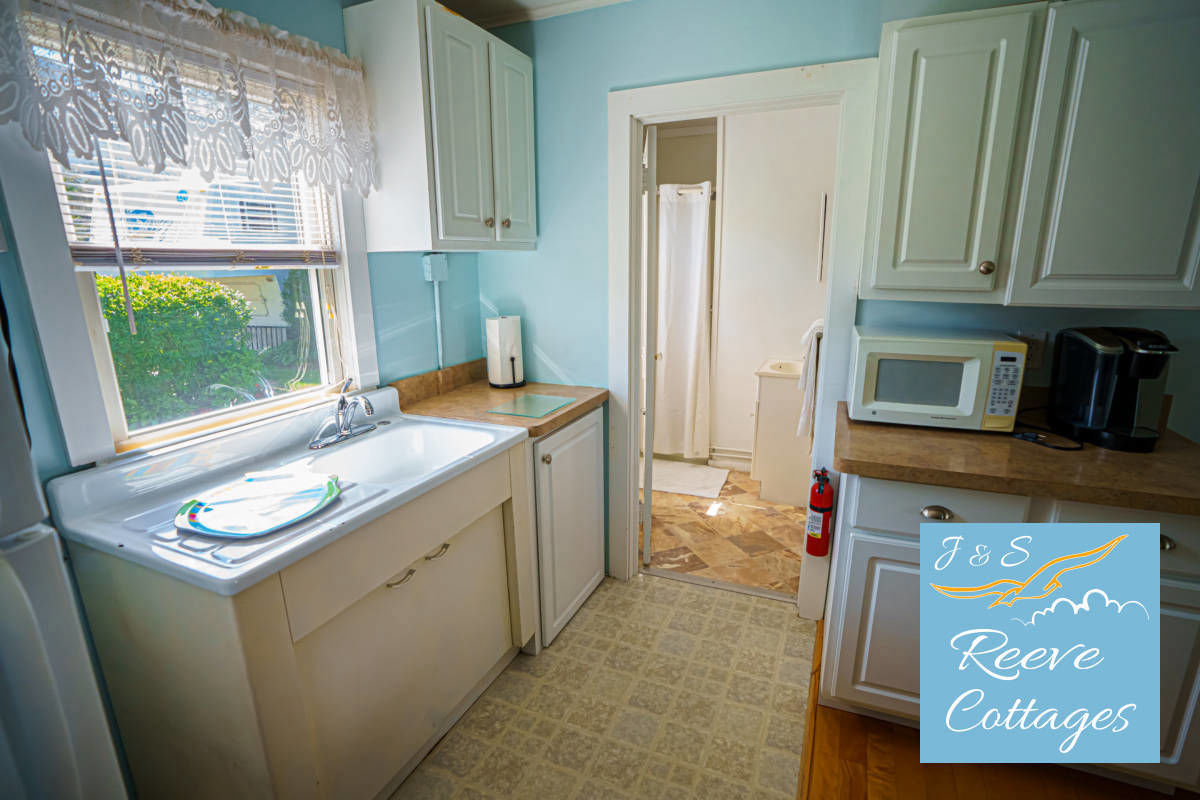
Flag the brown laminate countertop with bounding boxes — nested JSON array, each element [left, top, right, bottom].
[[403, 380, 608, 439], [834, 402, 1200, 516]]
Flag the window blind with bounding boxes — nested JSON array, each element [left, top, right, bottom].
[[51, 138, 340, 271]]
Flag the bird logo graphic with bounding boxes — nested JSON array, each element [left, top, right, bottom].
[[929, 534, 1126, 609]]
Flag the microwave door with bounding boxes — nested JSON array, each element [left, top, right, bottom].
[[859, 353, 984, 428]]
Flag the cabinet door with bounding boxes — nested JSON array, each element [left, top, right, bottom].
[[1008, 0, 1200, 308], [534, 408, 605, 645], [425, 5, 495, 243], [865, 7, 1034, 293], [1121, 578, 1200, 786], [489, 39, 537, 245], [828, 528, 921, 719], [294, 508, 511, 800]]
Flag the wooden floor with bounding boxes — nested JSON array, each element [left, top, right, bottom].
[[798, 624, 1199, 799]]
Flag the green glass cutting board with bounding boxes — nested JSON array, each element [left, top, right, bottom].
[[488, 394, 574, 418]]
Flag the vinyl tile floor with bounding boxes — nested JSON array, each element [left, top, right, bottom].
[[393, 574, 818, 800], [641, 471, 807, 597]]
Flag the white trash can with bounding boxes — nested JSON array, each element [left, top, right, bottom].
[[750, 359, 809, 506]]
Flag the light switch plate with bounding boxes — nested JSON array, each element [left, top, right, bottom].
[[422, 252, 449, 282]]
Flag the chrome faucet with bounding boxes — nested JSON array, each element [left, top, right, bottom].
[[308, 379, 376, 449]]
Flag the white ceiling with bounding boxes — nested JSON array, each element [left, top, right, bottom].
[[439, 0, 629, 28]]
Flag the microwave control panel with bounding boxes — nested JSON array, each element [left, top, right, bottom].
[[985, 349, 1026, 419]]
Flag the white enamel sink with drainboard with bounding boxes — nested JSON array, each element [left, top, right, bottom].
[[47, 387, 527, 595]]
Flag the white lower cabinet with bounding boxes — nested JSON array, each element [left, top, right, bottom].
[[1051, 501, 1200, 787], [827, 527, 921, 719], [69, 447, 539, 800], [1138, 577, 1200, 787], [534, 407, 606, 645], [294, 509, 512, 799], [824, 476, 1200, 791]]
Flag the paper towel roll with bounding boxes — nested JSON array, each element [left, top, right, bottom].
[[486, 316, 525, 387]]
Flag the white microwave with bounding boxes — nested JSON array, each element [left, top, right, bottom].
[[849, 326, 1027, 431]]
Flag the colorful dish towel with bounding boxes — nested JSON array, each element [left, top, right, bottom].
[[175, 471, 340, 538]]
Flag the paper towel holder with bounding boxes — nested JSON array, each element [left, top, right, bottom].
[[490, 357, 526, 389], [486, 315, 526, 389]]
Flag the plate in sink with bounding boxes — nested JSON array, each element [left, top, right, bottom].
[[175, 471, 341, 538]]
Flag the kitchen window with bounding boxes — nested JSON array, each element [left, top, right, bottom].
[[0, 0, 377, 464], [50, 137, 348, 441]]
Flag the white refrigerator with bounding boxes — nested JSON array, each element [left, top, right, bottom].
[[0, 327, 125, 798]]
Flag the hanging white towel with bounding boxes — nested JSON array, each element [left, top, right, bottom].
[[795, 319, 823, 439], [653, 182, 713, 459]]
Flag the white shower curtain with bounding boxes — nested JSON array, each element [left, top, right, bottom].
[[653, 182, 713, 459]]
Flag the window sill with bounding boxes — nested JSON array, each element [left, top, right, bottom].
[[113, 388, 340, 457]]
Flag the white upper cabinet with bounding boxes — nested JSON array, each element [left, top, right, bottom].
[[426, 6, 496, 243], [1007, 0, 1200, 308], [345, 0, 537, 252], [489, 39, 537, 245], [862, 4, 1037, 299]]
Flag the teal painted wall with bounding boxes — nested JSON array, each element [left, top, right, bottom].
[[370, 252, 484, 383], [477, 0, 1031, 387], [478, 0, 1198, 438]]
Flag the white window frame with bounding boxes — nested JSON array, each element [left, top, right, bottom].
[[0, 123, 378, 466]]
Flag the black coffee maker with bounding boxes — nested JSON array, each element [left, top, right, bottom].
[[1049, 328, 1177, 452]]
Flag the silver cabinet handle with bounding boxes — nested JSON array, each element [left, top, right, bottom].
[[425, 542, 451, 561], [1162, 534, 1177, 552], [978, 260, 996, 275], [484, 217, 495, 228], [386, 568, 415, 588], [542, 454, 552, 464], [921, 505, 953, 521]]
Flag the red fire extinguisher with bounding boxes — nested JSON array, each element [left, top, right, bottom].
[[806, 468, 834, 557]]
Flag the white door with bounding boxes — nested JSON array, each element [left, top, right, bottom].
[[829, 528, 921, 719], [425, 5, 495, 243], [865, 7, 1034, 293], [534, 408, 606, 645], [489, 39, 537, 244], [1007, 0, 1200, 308], [640, 125, 658, 566], [713, 106, 837, 458]]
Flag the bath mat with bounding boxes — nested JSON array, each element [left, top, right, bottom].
[[640, 458, 729, 499]]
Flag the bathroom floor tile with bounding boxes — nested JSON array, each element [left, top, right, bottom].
[[642, 470, 804, 596], [391, 574, 817, 799]]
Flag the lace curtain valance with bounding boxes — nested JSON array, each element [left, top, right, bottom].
[[0, 0, 377, 197]]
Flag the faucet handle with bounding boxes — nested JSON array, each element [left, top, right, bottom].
[[361, 396, 374, 416], [337, 378, 354, 396]]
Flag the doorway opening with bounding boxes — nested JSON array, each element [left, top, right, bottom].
[[638, 105, 839, 599]]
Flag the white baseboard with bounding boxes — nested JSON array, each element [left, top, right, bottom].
[[707, 446, 751, 472]]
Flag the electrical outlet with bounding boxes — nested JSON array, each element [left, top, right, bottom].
[[1014, 329, 1049, 371], [422, 252, 449, 282]]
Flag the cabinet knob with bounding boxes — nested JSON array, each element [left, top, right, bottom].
[[920, 505, 953, 521], [484, 217, 495, 228], [542, 454, 552, 464], [385, 568, 416, 588], [502, 218, 511, 228], [978, 260, 996, 275], [1162, 534, 1177, 552]]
